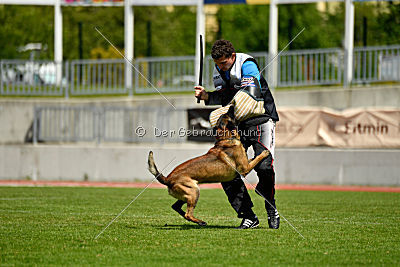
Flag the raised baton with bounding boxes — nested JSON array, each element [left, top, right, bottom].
[[196, 35, 204, 103]]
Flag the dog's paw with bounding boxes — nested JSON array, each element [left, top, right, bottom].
[[261, 150, 270, 157], [198, 221, 207, 226]]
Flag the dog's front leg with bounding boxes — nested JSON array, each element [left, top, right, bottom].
[[237, 150, 270, 176], [217, 151, 236, 169]]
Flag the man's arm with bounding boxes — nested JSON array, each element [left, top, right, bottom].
[[205, 90, 223, 105], [194, 86, 224, 105], [241, 61, 263, 99], [241, 61, 260, 84]]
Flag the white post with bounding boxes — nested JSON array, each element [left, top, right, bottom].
[[268, 0, 278, 89], [124, 0, 134, 94], [344, 0, 354, 87], [195, 0, 205, 87], [54, 0, 63, 86]]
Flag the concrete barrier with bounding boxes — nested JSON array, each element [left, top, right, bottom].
[[1, 84, 399, 144], [1, 85, 399, 186], [1, 144, 399, 186], [275, 85, 400, 109]]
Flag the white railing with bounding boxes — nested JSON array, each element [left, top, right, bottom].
[[2, 45, 400, 97], [134, 56, 196, 94], [277, 48, 343, 87], [353, 45, 400, 83], [0, 60, 66, 96], [69, 59, 126, 95]]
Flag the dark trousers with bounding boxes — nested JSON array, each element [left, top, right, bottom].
[[221, 122, 276, 218]]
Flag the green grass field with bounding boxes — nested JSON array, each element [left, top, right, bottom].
[[0, 186, 399, 266]]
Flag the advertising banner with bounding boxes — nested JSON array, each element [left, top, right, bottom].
[[188, 107, 400, 148], [277, 108, 400, 148]]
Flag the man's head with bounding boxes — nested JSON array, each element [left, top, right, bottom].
[[211, 40, 236, 71]]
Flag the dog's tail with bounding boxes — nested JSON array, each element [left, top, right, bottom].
[[148, 151, 169, 186]]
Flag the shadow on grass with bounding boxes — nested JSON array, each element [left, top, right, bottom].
[[124, 223, 235, 230], [157, 223, 266, 230], [158, 224, 235, 230]]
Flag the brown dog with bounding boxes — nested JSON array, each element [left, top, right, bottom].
[[148, 111, 269, 226]]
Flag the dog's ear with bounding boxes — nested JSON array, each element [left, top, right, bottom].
[[215, 114, 227, 129], [226, 118, 237, 131], [224, 107, 237, 131], [226, 105, 239, 129], [227, 105, 235, 120]]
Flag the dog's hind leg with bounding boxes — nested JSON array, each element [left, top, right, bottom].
[[184, 183, 207, 226], [171, 200, 186, 218], [169, 181, 206, 226]]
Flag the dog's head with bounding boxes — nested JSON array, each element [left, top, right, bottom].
[[215, 106, 239, 141]]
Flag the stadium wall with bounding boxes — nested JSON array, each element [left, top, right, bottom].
[[1, 85, 399, 186], [1, 85, 399, 144], [0, 144, 399, 186]]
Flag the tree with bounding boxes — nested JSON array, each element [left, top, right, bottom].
[[376, 2, 400, 45], [215, 5, 269, 52], [0, 5, 53, 59], [62, 6, 124, 60], [0, 3, 400, 60], [214, 4, 344, 52], [133, 6, 196, 58], [278, 4, 334, 49], [0, 5, 196, 60]]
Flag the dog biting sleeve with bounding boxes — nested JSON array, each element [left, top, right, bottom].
[[209, 105, 232, 128], [209, 90, 265, 128]]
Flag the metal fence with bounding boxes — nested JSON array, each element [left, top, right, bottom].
[[33, 106, 187, 143], [134, 56, 195, 93], [0, 60, 66, 96], [69, 59, 126, 95], [277, 48, 343, 87], [2, 45, 400, 97], [353, 45, 400, 83]]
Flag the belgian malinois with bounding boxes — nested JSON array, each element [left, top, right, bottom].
[[148, 110, 269, 226]]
